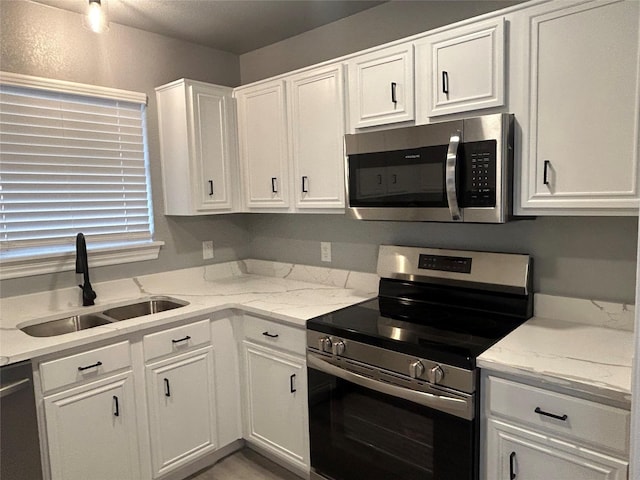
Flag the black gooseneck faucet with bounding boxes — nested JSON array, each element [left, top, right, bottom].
[[76, 233, 97, 306]]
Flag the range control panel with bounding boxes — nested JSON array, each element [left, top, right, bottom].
[[418, 254, 472, 274]]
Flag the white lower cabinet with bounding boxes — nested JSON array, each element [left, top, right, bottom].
[[145, 346, 217, 478], [487, 419, 629, 480], [43, 372, 141, 480], [242, 340, 309, 472], [483, 374, 630, 480]]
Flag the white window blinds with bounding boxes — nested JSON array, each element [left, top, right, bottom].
[[0, 78, 154, 258]]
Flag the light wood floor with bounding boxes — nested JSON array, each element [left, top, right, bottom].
[[186, 449, 303, 480]]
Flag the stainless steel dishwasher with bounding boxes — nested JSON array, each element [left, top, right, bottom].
[[0, 360, 44, 480]]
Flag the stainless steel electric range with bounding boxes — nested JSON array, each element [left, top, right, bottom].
[[306, 245, 533, 480]]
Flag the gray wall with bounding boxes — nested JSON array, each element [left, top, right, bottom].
[[0, 0, 250, 297], [240, 0, 524, 83], [249, 214, 638, 304]]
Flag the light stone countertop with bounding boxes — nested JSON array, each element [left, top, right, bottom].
[[478, 294, 635, 407], [1, 260, 635, 408], [0, 259, 378, 366]]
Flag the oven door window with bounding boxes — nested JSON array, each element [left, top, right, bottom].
[[308, 367, 475, 480], [347, 146, 447, 207]]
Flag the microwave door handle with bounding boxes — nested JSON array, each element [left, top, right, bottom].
[[446, 130, 462, 221]]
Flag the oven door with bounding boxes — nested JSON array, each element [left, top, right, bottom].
[[307, 353, 477, 480]]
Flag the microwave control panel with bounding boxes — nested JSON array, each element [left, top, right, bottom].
[[460, 140, 496, 207]]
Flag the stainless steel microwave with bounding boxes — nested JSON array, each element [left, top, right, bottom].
[[345, 113, 514, 223]]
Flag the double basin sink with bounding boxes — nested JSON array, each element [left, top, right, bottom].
[[20, 297, 188, 337]]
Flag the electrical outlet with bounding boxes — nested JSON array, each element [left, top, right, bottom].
[[202, 240, 214, 260], [321, 242, 332, 263]]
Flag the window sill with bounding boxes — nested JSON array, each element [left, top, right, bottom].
[[0, 241, 164, 280]]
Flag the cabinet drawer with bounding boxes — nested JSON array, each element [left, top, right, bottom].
[[143, 319, 211, 363], [40, 341, 131, 393], [488, 376, 630, 454], [243, 315, 305, 356]]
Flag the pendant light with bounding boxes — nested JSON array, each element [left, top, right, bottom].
[[83, 0, 109, 33]]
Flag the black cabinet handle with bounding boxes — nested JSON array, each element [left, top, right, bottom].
[[171, 335, 191, 344], [262, 331, 279, 338], [391, 82, 397, 104], [377, 174, 382, 185], [442, 71, 449, 95], [208, 180, 214, 196], [534, 406, 568, 421], [543, 160, 551, 185], [509, 451, 516, 479], [78, 361, 102, 372], [164, 378, 171, 397], [302, 176, 309, 193], [392, 174, 397, 184], [271, 177, 278, 193], [113, 395, 120, 417], [290, 373, 296, 393]]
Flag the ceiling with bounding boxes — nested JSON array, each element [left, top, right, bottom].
[[31, 0, 388, 54]]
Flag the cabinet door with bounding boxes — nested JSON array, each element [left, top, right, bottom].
[[44, 372, 141, 480], [486, 419, 629, 480], [288, 64, 346, 210], [348, 43, 414, 129], [521, 0, 640, 212], [156, 79, 236, 215], [146, 346, 217, 478], [242, 341, 308, 470], [416, 18, 504, 119], [236, 81, 290, 210], [190, 83, 235, 212]]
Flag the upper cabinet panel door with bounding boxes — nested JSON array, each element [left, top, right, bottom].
[[348, 43, 414, 129], [520, 0, 640, 213], [287, 64, 346, 210], [416, 18, 505, 120], [190, 85, 235, 211], [156, 79, 236, 215], [236, 81, 290, 210]]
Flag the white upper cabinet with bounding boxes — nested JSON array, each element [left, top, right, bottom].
[[347, 43, 415, 129], [415, 17, 505, 120], [235, 80, 290, 210], [287, 64, 346, 210], [518, 0, 640, 214], [156, 79, 237, 215]]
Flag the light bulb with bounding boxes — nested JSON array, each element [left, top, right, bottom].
[[85, 0, 108, 33]]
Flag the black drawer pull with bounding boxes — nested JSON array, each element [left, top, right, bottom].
[[442, 71, 449, 95], [262, 331, 279, 338], [543, 160, 551, 185], [391, 82, 397, 104], [78, 361, 102, 371], [290, 373, 296, 393], [208, 180, 214, 196], [271, 177, 278, 193], [164, 378, 171, 397], [113, 395, 120, 417], [302, 176, 309, 193], [535, 406, 568, 421], [171, 335, 191, 344], [509, 451, 516, 479]]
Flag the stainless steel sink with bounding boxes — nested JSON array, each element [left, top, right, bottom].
[[19, 296, 189, 337], [20, 314, 112, 337], [101, 296, 188, 321]]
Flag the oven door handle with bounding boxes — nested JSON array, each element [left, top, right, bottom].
[[307, 353, 473, 420], [445, 130, 462, 222]]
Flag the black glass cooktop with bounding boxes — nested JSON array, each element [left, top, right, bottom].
[[307, 297, 527, 370]]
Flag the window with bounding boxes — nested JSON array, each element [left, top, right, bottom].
[[0, 72, 162, 279]]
